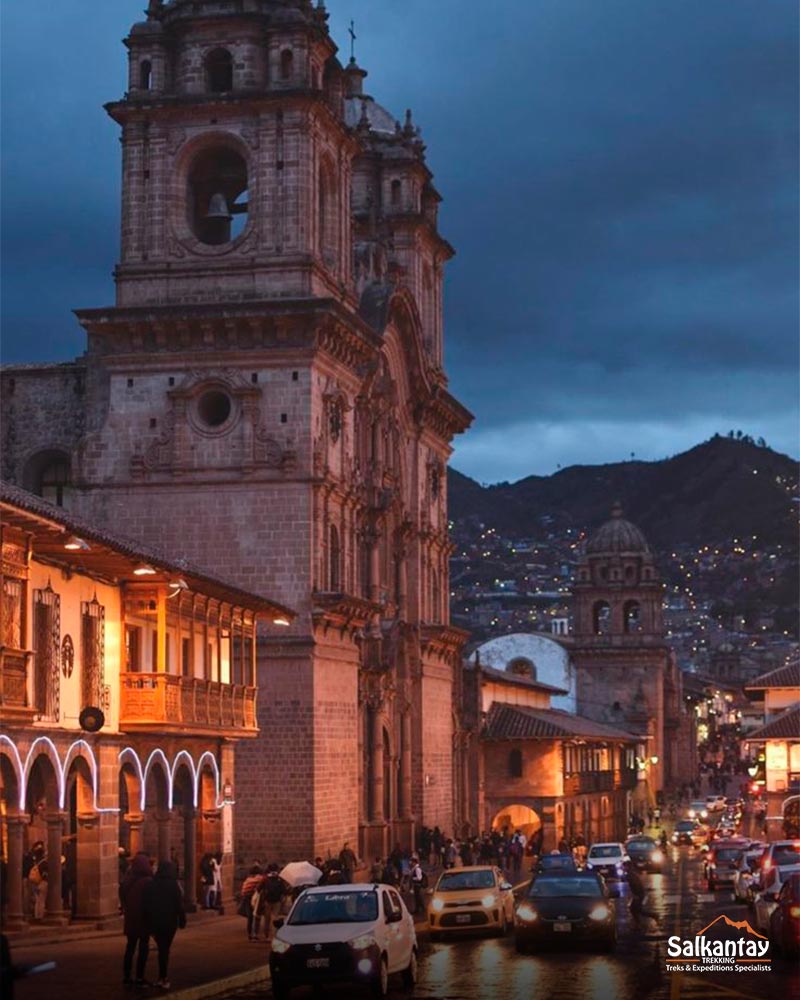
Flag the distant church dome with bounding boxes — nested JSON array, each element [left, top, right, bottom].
[[586, 502, 650, 555]]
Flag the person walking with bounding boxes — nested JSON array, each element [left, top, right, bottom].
[[339, 842, 357, 884], [143, 860, 186, 990], [239, 865, 264, 941], [409, 855, 426, 915], [210, 852, 223, 911], [261, 864, 287, 941], [625, 861, 657, 931], [120, 852, 153, 987]]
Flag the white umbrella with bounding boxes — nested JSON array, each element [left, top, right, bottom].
[[279, 860, 323, 888]]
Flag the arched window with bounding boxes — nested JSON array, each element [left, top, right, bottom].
[[188, 146, 248, 245], [509, 749, 523, 779], [280, 49, 293, 81], [390, 178, 402, 207], [508, 657, 537, 680], [24, 450, 72, 508], [329, 525, 341, 591], [593, 600, 611, 635], [318, 160, 337, 266], [139, 60, 152, 90], [206, 48, 233, 93], [624, 600, 642, 633]]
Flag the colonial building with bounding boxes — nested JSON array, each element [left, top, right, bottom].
[[0, 482, 292, 928], [454, 658, 637, 850], [0, 0, 471, 863], [569, 505, 694, 806]]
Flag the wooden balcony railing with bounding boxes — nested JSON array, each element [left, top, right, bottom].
[[120, 673, 257, 735], [0, 647, 36, 722]]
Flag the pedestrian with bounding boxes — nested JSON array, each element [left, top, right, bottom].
[[143, 860, 186, 990], [339, 842, 357, 883], [369, 857, 383, 883], [381, 858, 398, 887], [261, 864, 287, 941], [210, 852, 223, 910], [409, 855, 426, 915], [238, 864, 264, 941], [647, 807, 654, 827], [120, 851, 153, 987], [625, 861, 656, 931], [199, 853, 214, 909]]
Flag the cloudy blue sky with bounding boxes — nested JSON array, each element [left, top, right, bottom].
[[1, 1, 797, 483]]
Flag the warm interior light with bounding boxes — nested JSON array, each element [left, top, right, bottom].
[[64, 536, 90, 551], [272, 616, 291, 627], [133, 563, 157, 576], [650, 755, 659, 765]]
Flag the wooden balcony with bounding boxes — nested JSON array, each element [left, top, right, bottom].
[[119, 673, 257, 737], [0, 647, 36, 723]]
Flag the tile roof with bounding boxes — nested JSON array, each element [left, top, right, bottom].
[[746, 704, 800, 741], [745, 660, 800, 691], [0, 481, 295, 620], [483, 702, 636, 742], [480, 664, 569, 696]]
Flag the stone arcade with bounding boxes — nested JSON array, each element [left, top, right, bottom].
[[0, 0, 472, 864]]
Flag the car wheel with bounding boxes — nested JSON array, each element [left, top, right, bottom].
[[371, 956, 389, 998], [271, 974, 289, 1000], [402, 948, 418, 991]]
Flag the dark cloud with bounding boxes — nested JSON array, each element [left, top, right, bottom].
[[1, 1, 797, 479]]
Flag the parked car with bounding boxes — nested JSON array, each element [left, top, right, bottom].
[[753, 864, 800, 934], [428, 866, 515, 939], [761, 841, 800, 877], [732, 849, 766, 904], [768, 872, 800, 958], [532, 853, 577, 877], [269, 883, 417, 999], [705, 841, 747, 890], [515, 872, 618, 953], [705, 795, 727, 813], [624, 836, 665, 872], [585, 843, 629, 880]]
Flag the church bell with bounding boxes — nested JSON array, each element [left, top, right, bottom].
[[205, 192, 232, 220]]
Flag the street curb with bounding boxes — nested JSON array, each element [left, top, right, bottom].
[[167, 964, 270, 1000]]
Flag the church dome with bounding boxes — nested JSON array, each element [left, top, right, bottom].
[[586, 503, 650, 555], [345, 95, 398, 135]]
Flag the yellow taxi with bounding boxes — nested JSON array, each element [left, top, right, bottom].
[[428, 866, 515, 939]]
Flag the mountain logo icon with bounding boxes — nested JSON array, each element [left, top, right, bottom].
[[696, 914, 767, 940]]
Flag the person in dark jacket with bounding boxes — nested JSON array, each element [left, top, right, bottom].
[[143, 861, 186, 989], [120, 852, 153, 986]]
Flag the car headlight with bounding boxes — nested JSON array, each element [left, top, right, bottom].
[[671, 834, 679, 842], [585, 861, 593, 868], [271, 937, 291, 954], [348, 934, 377, 951], [688, 809, 696, 818], [431, 897, 445, 912], [700, 810, 708, 819], [516, 904, 538, 922], [651, 850, 664, 864], [589, 904, 610, 921], [481, 894, 498, 908]]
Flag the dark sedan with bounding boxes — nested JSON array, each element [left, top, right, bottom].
[[532, 853, 577, 876], [625, 836, 666, 872], [769, 872, 800, 959], [515, 872, 618, 953]]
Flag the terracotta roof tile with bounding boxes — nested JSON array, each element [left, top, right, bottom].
[[483, 702, 636, 742]]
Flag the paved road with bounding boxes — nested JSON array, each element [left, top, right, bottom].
[[218, 844, 799, 1000]]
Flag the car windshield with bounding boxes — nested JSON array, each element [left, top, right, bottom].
[[715, 849, 742, 861], [676, 822, 695, 831], [773, 846, 800, 866], [628, 840, 655, 851], [530, 878, 602, 898], [589, 846, 620, 859], [540, 856, 574, 869], [288, 891, 378, 925], [437, 870, 495, 891]]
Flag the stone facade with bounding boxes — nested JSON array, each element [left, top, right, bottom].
[[0, 0, 471, 864]]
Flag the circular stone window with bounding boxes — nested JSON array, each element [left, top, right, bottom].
[[197, 389, 232, 427]]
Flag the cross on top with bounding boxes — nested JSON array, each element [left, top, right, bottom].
[[349, 19, 357, 61]]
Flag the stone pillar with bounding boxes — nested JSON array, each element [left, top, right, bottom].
[[400, 710, 413, 820], [126, 813, 145, 856], [369, 536, 380, 604], [43, 813, 67, 924], [156, 812, 171, 863], [370, 708, 384, 823], [4, 815, 28, 929], [182, 808, 198, 912]]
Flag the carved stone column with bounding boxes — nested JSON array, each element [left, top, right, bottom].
[[370, 707, 384, 823], [182, 807, 198, 912], [4, 815, 27, 929], [125, 813, 145, 856], [400, 709, 413, 820], [156, 812, 171, 863], [43, 812, 67, 923]]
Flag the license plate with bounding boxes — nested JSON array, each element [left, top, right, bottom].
[[553, 922, 571, 932], [455, 914, 472, 924], [306, 957, 330, 969]]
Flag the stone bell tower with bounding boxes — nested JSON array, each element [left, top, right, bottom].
[[0, 0, 472, 862], [571, 504, 673, 800]]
